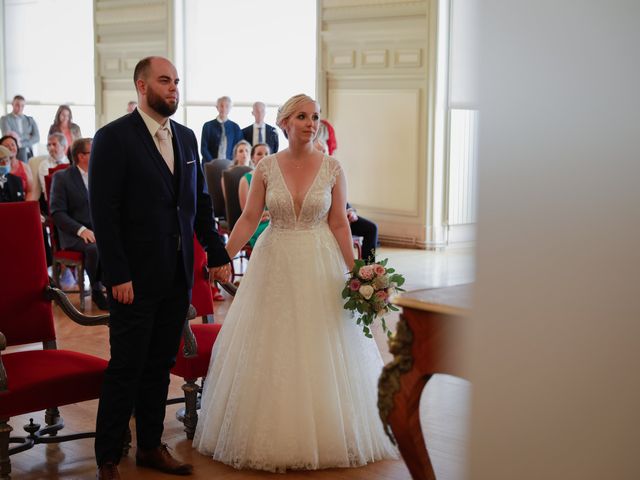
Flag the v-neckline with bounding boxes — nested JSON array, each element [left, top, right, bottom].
[[275, 153, 326, 222]]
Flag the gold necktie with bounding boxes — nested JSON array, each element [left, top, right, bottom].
[[155, 126, 174, 174]]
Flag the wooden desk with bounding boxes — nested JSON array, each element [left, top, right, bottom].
[[378, 284, 472, 480]]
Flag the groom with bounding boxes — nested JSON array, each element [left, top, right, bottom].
[[89, 56, 231, 479]]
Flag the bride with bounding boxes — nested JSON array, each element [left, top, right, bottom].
[[193, 94, 397, 472]]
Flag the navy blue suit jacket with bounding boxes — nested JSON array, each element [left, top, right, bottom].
[[241, 123, 279, 153], [89, 110, 230, 293], [200, 119, 243, 162], [50, 165, 92, 249]]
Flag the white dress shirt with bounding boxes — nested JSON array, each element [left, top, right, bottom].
[[252, 123, 266, 146], [38, 156, 70, 200]]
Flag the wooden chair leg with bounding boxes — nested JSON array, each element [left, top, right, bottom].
[[78, 264, 86, 312], [0, 419, 12, 480], [182, 379, 199, 440], [45, 407, 61, 436]]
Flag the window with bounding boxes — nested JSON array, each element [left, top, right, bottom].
[[447, 0, 478, 226], [3, 0, 95, 153], [180, 0, 317, 149]]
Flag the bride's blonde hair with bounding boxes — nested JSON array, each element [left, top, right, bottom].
[[276, 94, 319, 138]]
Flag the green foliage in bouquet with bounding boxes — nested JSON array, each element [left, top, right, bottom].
[[342, 258, 405, 338]]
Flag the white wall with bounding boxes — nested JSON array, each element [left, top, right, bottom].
[[464, 1, 640, 479]]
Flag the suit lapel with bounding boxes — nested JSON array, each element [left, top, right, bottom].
[[170, 121, 186, 199], [130, 110, 175, 195]]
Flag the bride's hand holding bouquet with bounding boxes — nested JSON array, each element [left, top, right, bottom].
[[342, 258, 405, 338]]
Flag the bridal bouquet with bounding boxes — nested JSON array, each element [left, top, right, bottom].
[[342, 258, 405, 339]]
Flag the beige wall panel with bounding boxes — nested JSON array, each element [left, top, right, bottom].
[[103, 90, 137, 122], [318, 0, 435, 248], [95, 4, 166, 24], [322, 0, 427, 21], [329, 89, 420, 215], [94, 0, 173, 127]]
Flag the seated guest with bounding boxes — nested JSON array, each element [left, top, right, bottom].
[[0, 145, 25, 202], [314, 124, 379, 262], [49, 138, 108, 310], [38, 133, 70, 200], [238, 143, 271, 247], [126, 100, 137, 113], [200, 96, 243, 162], [231, 139, 251, 167], [346, 202, 378, 262], [242, 101, 279, 153], [221, 140, 252, 200], [48, 105, 82, 155], [0, 135, 36, 200]]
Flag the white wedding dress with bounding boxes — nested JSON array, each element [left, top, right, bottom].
[[193, 154, 397, 472]]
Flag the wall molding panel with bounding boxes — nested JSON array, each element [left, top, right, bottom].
[[94, 0, 174, 127], [318, 0, 438, 249]]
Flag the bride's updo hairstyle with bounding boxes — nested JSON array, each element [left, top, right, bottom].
[[276, 93, 318, 139]]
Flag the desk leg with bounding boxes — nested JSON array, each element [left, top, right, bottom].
[[391, 372, 435, 480], [379, 316, 436, 480]]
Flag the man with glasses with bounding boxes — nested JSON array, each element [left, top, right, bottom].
[[50, 137, 108, 310]]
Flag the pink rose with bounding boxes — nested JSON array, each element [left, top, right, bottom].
[[349, 279, 361, 291], [375, 290, 389, 301], [373, 264, 386, 276], [358, 265, 374, 280]]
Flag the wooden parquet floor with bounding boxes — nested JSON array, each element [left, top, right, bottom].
[[5, 247, 474, 480]]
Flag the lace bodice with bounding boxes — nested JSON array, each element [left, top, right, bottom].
[[256, 155, 342, 230]]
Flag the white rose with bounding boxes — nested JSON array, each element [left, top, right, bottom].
[[359, 285, 374, 300]]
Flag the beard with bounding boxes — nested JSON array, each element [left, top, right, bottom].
[[147, 85, 179, 117]]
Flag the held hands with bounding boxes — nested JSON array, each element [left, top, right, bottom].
[[209, 263, 232, 284], [112, 281, 134, 304], [79, 229, 96, 244], [347, 209, 358, 223]]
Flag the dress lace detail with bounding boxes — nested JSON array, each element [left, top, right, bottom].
[[193, 153, 397, 472]]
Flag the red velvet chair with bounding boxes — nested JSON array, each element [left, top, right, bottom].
[[169, 237, 237, 439], [0, 201, 111, 479], [44, 166, 89, 311]]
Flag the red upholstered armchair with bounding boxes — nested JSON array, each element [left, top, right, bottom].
[[0, 201, 113, 479], [169, 237, 237, 439]]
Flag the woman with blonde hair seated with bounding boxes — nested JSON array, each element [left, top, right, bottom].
[[220, 140, 251, 201]]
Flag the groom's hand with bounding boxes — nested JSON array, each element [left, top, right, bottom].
[[112, 281, 134, 304], [210, 264, 232, 284]]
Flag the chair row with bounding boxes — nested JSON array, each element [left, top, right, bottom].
[[0, 201, 232, 479]]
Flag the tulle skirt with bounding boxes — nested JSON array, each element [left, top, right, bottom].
[[193, 223, 398, 472]]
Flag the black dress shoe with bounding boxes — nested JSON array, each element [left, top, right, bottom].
[[136, 444, 193, 475], [96, 462, 120, 479], [91, 290, 109, 310]]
